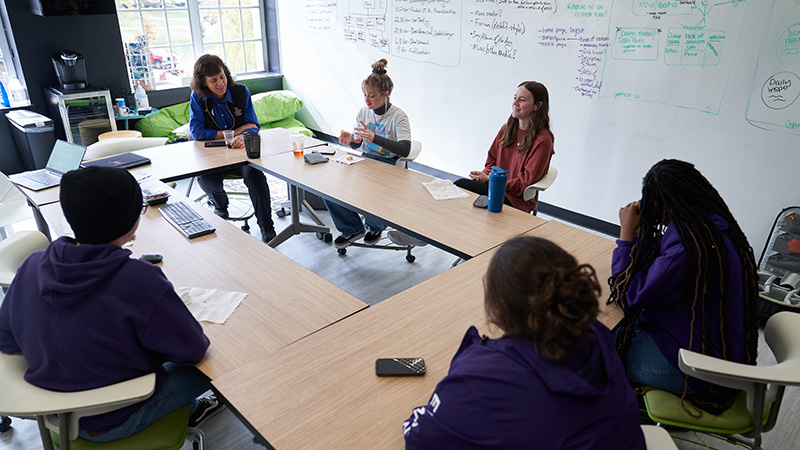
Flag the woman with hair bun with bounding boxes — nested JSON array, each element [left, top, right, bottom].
[[403, 237, 645, 450], [325, 59, 413, 249]]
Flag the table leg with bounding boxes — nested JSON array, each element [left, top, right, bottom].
[[268, 184, 329, 248]]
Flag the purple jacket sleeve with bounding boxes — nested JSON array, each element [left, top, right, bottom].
[[611, 227, 688, 310], [403, 377, 503, 450], [0, 290, 20, 354], [139, 287, 210, 366]]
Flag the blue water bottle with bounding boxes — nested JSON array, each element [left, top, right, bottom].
[[0, 81, 9, 107], [487, 166, 509, 213]]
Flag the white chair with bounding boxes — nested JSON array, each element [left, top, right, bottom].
[[0, 171, 36, 239], [522, 166, 557, 215], [641, 425, 678, 449], [0, 230, 49, 288], [84, 137, 168, 160], [0, 353, 204, 450], [643, 311, 800, 450], [395, 139, 422, 169]]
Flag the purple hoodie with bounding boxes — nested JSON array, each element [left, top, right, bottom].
[[403, 324, 645, 450], [612, 214, 747, 389], [0, 237, 209, 432]]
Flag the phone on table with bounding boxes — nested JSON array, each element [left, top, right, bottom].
[[204, 141, 226, 148], [473, 195, 489, 208], [313, 144, 337, 155], [375, 358, 426, 377]]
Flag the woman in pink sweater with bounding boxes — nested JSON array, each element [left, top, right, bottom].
[[455, 81, 554, 213]]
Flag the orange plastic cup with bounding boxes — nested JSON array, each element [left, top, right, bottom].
[[291, 134, 304, 156]]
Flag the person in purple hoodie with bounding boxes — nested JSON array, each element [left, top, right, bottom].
[[403, 237, 645, 450], [609, 159, 760, 414], [0, 166, 221, 442]]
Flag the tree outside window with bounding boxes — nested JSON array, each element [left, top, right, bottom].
[[114, 0, 266, 91]]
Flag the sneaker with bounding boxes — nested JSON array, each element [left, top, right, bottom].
[[188, 395, 226, 427], [334, 229, 366, 249], [213, 208, 229, 220], [261, 227, 277, 243], [363, 230, 382, 246], [387, 230, 428, 247]]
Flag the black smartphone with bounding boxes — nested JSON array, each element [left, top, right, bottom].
[[473, 195, 489, 208], [313, 144, 337, 155], [204, 141, 227, 148], [375, 358, 426, 377]]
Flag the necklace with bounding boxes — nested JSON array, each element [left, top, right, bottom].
[[371, 102, 390, 125]]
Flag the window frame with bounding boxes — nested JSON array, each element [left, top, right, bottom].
[[116, 0, 270, 91], [0, 3, 27, 99]]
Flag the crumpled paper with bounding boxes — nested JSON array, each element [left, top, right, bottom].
[[333, 154, 364, 165], [422, 178, 470, 200], [175, 287, 246, 324]]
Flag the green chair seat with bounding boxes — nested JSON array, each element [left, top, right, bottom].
[[52, 404, 191, 450], [643, 388, 770, 435]]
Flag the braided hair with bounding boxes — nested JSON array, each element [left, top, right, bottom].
[[609, 159, 759, 414], [485, 236, 601, 363]]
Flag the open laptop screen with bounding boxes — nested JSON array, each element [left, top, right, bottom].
[[47, 140, 86, 175]]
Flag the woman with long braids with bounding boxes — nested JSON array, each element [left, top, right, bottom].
[[609, 159, 760, 414]]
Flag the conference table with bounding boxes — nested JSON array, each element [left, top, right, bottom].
[[16, 127, 301, 209], [17, 128, 303, 238], [258, 148, 546, 259], [24, 128, 552, 380], [212, 220, 621, 450], [21, 127, 623, 449], [38, 180, 366, 380]]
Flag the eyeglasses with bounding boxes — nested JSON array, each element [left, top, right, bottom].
[[141, 201, 148, 215]]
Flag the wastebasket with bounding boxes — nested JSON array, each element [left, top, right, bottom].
[[6, 110, 55, 171]]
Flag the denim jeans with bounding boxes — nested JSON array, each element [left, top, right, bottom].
[[324, 200, 386, 236], [323, 153, 394, 236], [78, 363, 211, 442], [625, 329, 690, 394]]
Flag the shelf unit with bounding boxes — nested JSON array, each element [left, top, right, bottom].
[[124, 35, 155, 91], [44, 86, 117, 146]]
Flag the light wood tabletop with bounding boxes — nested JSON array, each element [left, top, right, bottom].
[[14, 128, 303, 207], [212, 220, 621, 450], [38, 180, 367, 380], [257, 149, 546, 259], [523, 221, 622, 326]]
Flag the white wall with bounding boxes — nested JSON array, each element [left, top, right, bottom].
[[277, 0, 800, 257]]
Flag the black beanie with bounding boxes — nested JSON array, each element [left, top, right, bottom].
[[60, 166, 142, 244]]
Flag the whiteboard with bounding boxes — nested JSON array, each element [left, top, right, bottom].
[[277, 0, 800, 256]]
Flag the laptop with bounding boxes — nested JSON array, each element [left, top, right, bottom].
[[10, 140, 87, 191], [82, 152, 151, 170]]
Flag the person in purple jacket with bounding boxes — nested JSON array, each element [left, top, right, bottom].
[[609, 159, 760, 414], [404, 237, 645, 450], [0, 167, 221, 442]]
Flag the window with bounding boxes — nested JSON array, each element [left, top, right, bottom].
[[114, 0, 266, 90], [0, 8, 29, 107]]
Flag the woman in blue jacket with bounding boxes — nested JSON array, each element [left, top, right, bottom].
[[189, 54, 276, 242], [404, 237, 645, 450]]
